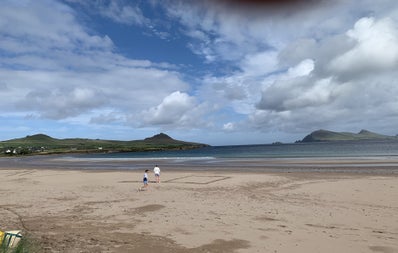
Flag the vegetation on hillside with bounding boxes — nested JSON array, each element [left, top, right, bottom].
[[299, 129, 398, 142], [0, 133, 208, 156]]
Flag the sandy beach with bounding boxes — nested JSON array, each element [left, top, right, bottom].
[[0, 165, 397, 252]]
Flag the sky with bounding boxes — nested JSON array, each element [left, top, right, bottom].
[[1, 0, 398, 145]]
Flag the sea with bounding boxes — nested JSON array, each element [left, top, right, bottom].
[[2, 140, 398, 174], [77, 140, 398, 159]]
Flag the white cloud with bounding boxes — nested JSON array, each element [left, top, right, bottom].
[[140, 91, 208, 128], [223, 122, 235, 131], [2, 0, 398, 143], [162, 1, 264, 63], [286, 59, 315, 78], [240, 51, 279, 77], [251, 12, 398, 134], [99, 1, 148, 25], [0, 0, 113, 54], [329, 17, 398, 78], [257, 76, 338, 112], [197, 73, 262, 118], [0, 0, 190, 125], [0, 67, 189, 120], [89, 111, 124, 125], [65, 0, 148, 26], [22, 87, 104, 119]]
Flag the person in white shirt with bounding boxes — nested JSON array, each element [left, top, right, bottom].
[[153, 165, 160, 183]]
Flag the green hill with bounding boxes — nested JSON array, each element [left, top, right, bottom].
[[300, 129, 397, 142], [0, 133, 209, 156]]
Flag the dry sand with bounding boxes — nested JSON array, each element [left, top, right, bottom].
[[0, 168, 397, 253]]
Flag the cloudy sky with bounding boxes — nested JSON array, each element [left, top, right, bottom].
[[1, 0, 398, 145]]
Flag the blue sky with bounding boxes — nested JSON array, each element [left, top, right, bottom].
[[1, 0, 398, 145]]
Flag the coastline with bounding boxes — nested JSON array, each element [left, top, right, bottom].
[[0, 160, 397, 252], [2, 155, 398, 174]]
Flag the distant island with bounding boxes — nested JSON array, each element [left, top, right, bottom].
[[0, 133, 209, 156], [298, 129, 398, 142]]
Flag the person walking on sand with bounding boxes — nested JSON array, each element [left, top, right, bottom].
[[140, 169, 149, 191], [154, 165, 160, 183]]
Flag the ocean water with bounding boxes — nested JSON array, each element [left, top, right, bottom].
[[76, 140, 398, 159], [2, 141, 398, 173]]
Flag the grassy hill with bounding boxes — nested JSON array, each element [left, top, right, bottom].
[[0, 133, 209, 156], [300, 129, 398, 142]]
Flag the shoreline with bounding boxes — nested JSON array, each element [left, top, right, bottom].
[[2, 155, 398, 175]]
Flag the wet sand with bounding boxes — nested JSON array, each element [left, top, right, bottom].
[[0, 161, 398, 252]]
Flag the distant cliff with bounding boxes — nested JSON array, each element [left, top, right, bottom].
[[299, 129, 398, 142]]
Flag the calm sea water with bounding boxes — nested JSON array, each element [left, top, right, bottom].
[[77, 140, 398, 159], [3, 141, 398, 173]]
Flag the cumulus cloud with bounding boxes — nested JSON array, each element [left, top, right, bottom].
[[0, 0, 191, 126], [2, 0, 398, 143], [1, 66, 189, 120], [140, 91, 208, 128], [241, 51, 279, 76], [161, 0, 362, 65], [169, 0, 398, 135], [258, 76, 342, 111], [252, 13, 398, 133], [286, 59, 314, 78], [21, 87, 105, 119], [329, 17, 398, 79]]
